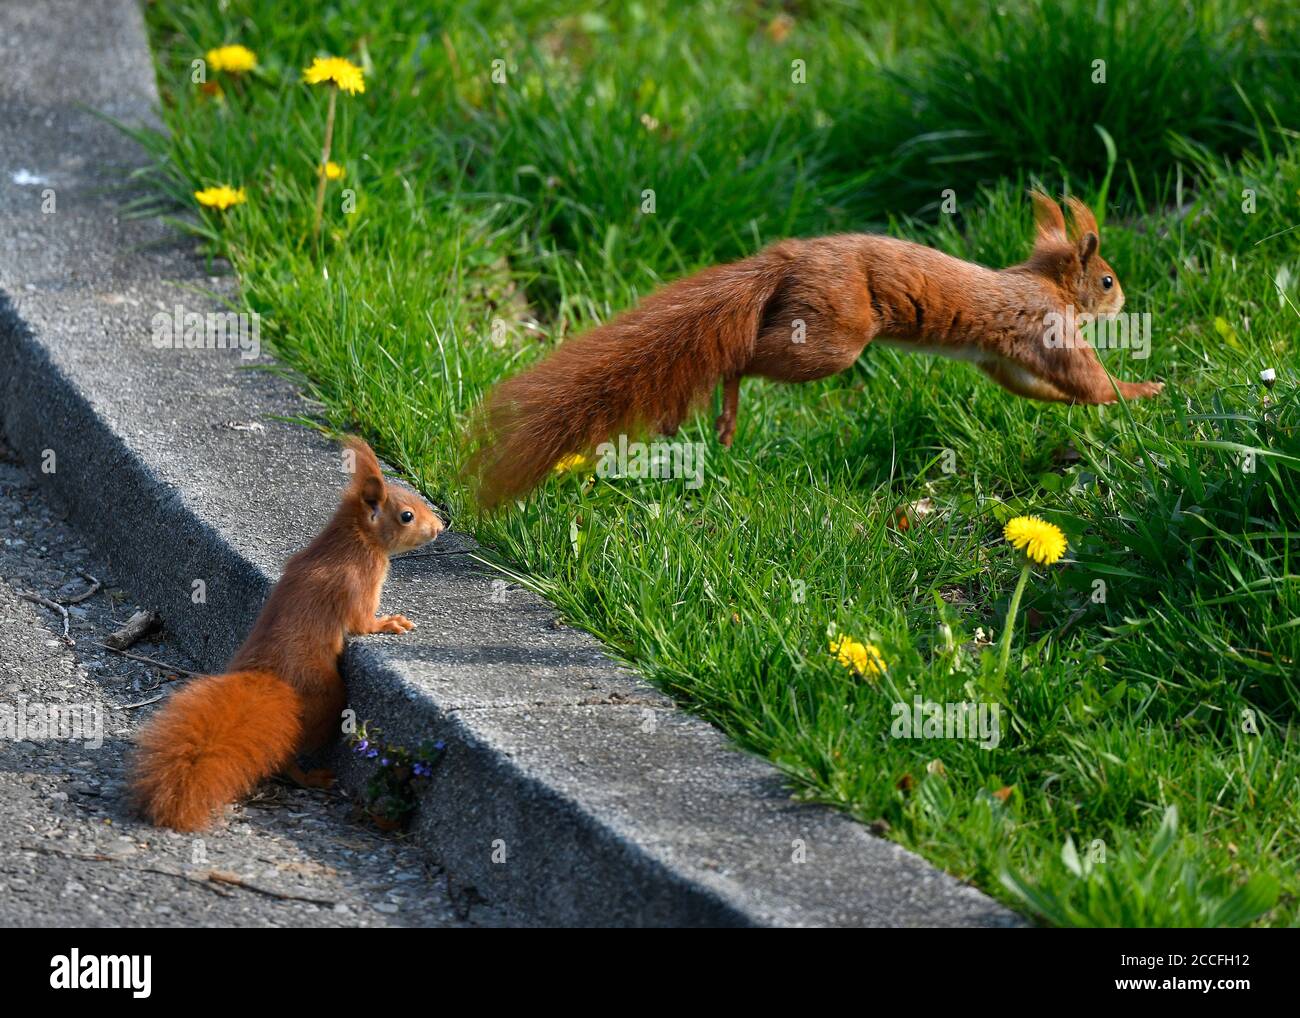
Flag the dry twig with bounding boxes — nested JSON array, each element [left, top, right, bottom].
[[93, 643, 202, 678], [18, 589, 71, 643], [58, 570, 102, 605], [103, 609, 162, 650]]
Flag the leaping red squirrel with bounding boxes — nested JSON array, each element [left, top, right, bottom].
[[469, 192, 1162, 506], [131, 438, 444, 831]]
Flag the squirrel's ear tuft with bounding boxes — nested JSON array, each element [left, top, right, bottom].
[[343, 437, 386, 512], [1065, 196, 1100, 264], [1029, 190, 1067, 247]]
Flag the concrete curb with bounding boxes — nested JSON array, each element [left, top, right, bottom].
[[0, 0, 1023, 926]]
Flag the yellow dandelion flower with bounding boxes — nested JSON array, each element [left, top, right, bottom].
[[830, 635, 886, 678], [194, 185, 246, 211], [206, 44, 257, 74], [319, 161, 346, 180], [1003, 515, 1067, 566], [552, 453, 594, 474], [303, 56, 366, 95]]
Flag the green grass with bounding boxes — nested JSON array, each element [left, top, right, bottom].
[[137, 0, 1300, 926]]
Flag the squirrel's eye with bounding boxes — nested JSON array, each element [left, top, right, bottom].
[[400, 510, 414, 524], [1102, 275, 1114, 290]]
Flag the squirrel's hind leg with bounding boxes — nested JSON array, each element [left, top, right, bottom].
[[715, 376, 740, 446], [283, 761, 336, 789]]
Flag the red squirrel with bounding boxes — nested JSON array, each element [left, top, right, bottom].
[[131, 438, 444, 831], [469, 192, 1162, 506]]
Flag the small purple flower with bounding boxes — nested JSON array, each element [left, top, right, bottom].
[[366, 748, 379, 759], [355, 739, 370, 754], [433, 740, 446, 752], [380, 757, 391, 767]]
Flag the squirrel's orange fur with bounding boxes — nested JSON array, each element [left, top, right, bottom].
[[130, 438, 443, 831], [469, 192, 1162, 507]]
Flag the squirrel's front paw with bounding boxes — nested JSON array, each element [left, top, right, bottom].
[[373, 613, 416, 634], [1118, 380, 1164, 400]]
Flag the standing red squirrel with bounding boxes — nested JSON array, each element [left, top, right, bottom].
[[469, 192, 1162, 507], [131, 438, 444, 831]]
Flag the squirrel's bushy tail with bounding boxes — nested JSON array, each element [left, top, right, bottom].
[[131, 670, 303, 832], [468, 245, 794, 507]]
